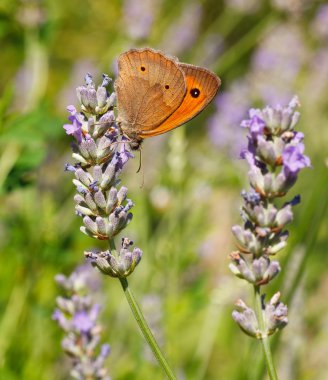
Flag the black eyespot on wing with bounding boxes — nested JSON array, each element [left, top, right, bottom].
[[141, 66, 146, 72], [165, 84, 170, 89], [190, 88, 200, 98]]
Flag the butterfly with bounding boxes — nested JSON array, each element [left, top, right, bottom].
[[114, 47, 221, 149]]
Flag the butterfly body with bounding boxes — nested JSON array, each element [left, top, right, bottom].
[[114, 48, 221, 149]]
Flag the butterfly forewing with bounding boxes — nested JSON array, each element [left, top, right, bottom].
[[115, 48, 186, 137]]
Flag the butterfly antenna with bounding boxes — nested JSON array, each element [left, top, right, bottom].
[[136, 149, 145, 188], [136, 148, 142, 173]]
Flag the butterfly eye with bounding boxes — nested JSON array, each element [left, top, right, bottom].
[[165, 85, 170, 89], [190, 88, 200, 98], [140, 66, 146, 72]]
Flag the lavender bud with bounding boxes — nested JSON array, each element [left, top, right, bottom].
[[264, 292, 288, 335], [275, 204, 293, 227], [231, 225, 263, 255], [100, 164, 117, 190], [72, 152, 89, 164], [76, 86, 88, 107], [232, 299, 260, 338], [257, 137, 278, 166], [252, 257, 280, 284], [75, 168, 93, 187], [229, 252, 255, 283], [76, 204, 95, 217], [266, 237, 288, 255], [79, 139, 92, 159], [85, 239, 142, 278], [96, 86, 108, 109], [107, 92, 116, 108], [84, 137, 98, 161], [87, 88, 98, 110], [96, 216, 108, 236], [106, 187, 118, 214], [117, 186, 128, 203], [73, 179, 88, 194], [93, 165, 103, 183], [94, 111, 115, 137], [83, 216, 98, 235], [84, 192, 98, 212], [94, 190, 107, 209], [229, 252, 280, 285]]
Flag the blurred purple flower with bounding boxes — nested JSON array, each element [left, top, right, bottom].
[[208, 80, 250, 156], [312, 4, 328, 40], [159, 2, 203, 56], [123, 0, 162, 40], [54, 265, 110, 380], [73, 310, 94, 333], [250, 24, 308, 105], [306, 48, 328, 104]]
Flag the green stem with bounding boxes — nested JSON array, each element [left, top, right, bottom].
[[254, 286, 278, 380], [119, 277, 177, 380], [109, 239, 176, 379]]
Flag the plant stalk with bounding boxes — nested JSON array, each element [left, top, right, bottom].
[[254, 285, 278, 380], [119, 277, 177, 380], [109, 239, 176, 380]]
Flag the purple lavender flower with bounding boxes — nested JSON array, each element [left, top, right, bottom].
[[241, 114, 266, 140], [230, 96, 309, 346], [282, 143, 311, 176], [53, 265, 111, 380], [63, 73, 142, 276], [240, 97, 310, 195], [63, 105, 83, 143]]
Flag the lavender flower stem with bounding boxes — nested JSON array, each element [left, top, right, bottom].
[[254, 286, 278, 380], [108, 237, 176, 380], [119, 276, 177, 380]]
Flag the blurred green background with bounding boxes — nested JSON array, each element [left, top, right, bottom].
[[0, 0, 327, 379]]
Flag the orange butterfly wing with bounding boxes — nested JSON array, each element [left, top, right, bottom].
[[139, 63, 221, 138], [115, 48, 186, 137]]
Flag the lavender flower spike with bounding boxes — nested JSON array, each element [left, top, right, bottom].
[[229, 97, 310, 378], [53, 265, 111, 380], [63, 73, 142, 277]]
